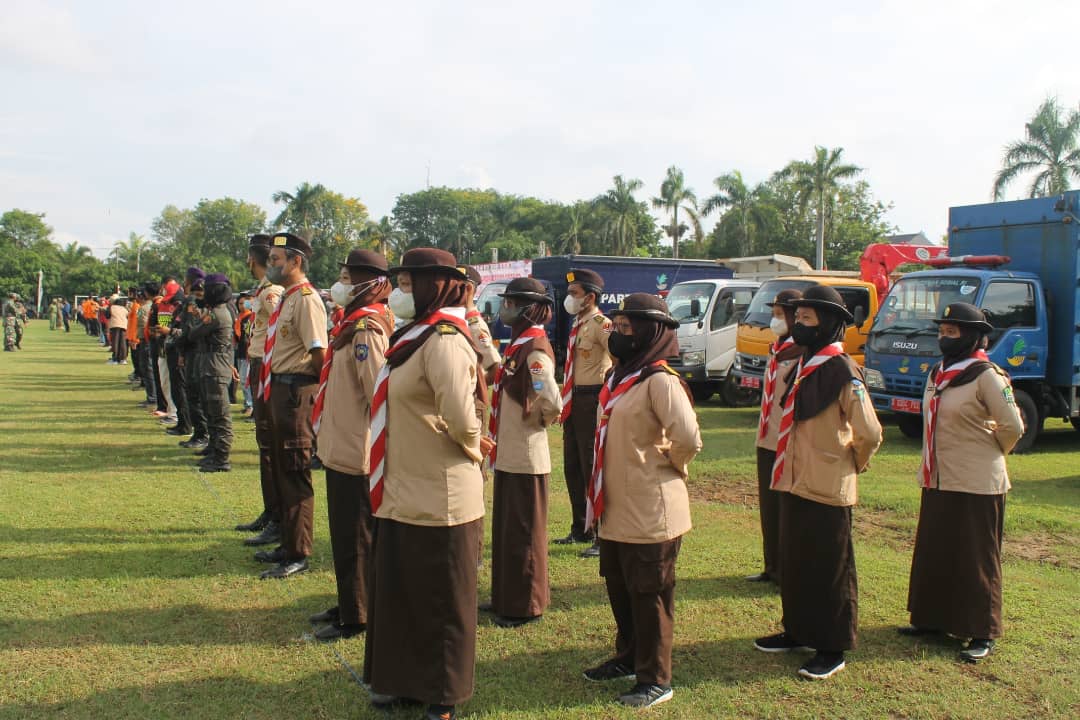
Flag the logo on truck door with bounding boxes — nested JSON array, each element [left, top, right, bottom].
[[1006, 338, 1027, 367]]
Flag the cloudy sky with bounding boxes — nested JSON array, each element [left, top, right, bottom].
[[3, 0, 1079, 258]]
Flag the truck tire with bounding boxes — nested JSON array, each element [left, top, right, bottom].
[[896, 413, 923, 439], [691, 384, 715, 404], [1012, 387, 1041, 454], [720, 375, 759, 407]]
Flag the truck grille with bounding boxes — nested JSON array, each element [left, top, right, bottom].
[[737, 352, 766, 378], [886, 374, 924, 395]]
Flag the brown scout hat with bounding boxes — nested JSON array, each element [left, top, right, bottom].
[[462, 265, 483, 286], [932, 302, 993, 333], [567, 268, 604, 294], [499, 277, 552, 305], [765, 288, 803, 307], [610, 292, 679, 329], [339, 249, 389, 275], [389, 247, 468, 278], [792, 284, 854, 324], [271, 232, 313, 258]]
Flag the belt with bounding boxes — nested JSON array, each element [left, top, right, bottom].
[[272, 373, 318, 386], [574, 384, 603, 394]]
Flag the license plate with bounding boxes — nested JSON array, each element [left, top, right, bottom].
[[891, 397, 921, 413], [740, 376, 761, 389]]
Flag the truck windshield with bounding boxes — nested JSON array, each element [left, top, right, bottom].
[[666, 282, 716, 324], [742, 279, 816, 327], [475, 282, 506, 321], [868, 275, 982, 354]]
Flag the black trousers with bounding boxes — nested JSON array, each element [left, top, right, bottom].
[[152, 343, 167, 412], [141, 344, 157, 404], [202, 376, 233, 462], [166, 350, 190, 432], [183, 354, 207, 439], [561, 388, 600, 539], [325, 467, 374, 626]]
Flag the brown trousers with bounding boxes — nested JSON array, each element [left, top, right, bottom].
[[491, 472, 549, 618], [562, 387, 601, 539], [268, 377, 316, 561], [325, 466, 374, 626], [755, 447, 782, 581], [364, 518, 481, 706], [248, 358, 280, 520], [599, 537, 682, 687]]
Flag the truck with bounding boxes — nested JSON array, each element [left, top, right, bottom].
[[862, 191, 1080, 452]]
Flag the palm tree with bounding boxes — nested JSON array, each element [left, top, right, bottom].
[[993, 98, 1080, 200], [559, 203, 588, 254], [57, 242, 93, 266], [702, 171, 780, 256], [651, 166, 699, 259], [272, 182, 329, 235], [116, 232, 149, 273], [780, 147, 861, 269], [593, 175, 644, 256], [359, 216, 406, 260]]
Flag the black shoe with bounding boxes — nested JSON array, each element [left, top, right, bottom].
[[254, 546, 285, 564], [798, 652, 846, 680], [618, 683, 673, 708], [309, 606, 340, 624], [195, 446, 212, 456], [199, 461, 231, 473], [424, 704, 455, 720], [165, 427, 190, 436], [960, 639, 994, 663], [368, 693, 420, 710], [314, 623, 365, 642], [582, 659, 635, 682], [492, 615, 541, 628], [477, 601, 493, 613], [754, 632, 812, 653], [745, 572, 772, 582], [235, 512, 270, 532], [579, 542, 600, 558], [179, 437, 208, 449], [244, 521, 281, 546], [897, 625, 939, 637], [553, 532, 591, 545], [260, 558, 309, 579]]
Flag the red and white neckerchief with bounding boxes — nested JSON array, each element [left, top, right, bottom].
[[920, 350, 991, 488], [466, 309, 482, 321], [487, 325, 547, 463], [585, 361, 666, 530], [758, 336, 796, 441], [368, 307, 470, 513], [258, 281, 312, 401], [311, 304, 384, 434], [770, 342, 845, 488], [558, 314, 586, 423]]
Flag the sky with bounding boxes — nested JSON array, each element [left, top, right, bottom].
[[3, 0, 1079, 258]]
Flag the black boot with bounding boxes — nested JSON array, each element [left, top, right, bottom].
[[244, 520, 281, 546], [235, 511, 270, 532]]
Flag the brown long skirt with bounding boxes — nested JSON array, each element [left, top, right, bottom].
[[491, 471, 549, 618], [324, 467, 373, 626], [908, 488, 1005, 639], [779, 493, 858, 651], [363, 517, 482, 706], [755, 447, 782, 581]]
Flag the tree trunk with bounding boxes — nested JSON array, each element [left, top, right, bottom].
[[673, 206, 680, 260], [815, 193, 826, 270]]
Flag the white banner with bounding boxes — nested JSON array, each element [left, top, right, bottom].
[[474, 260, 532, 284]]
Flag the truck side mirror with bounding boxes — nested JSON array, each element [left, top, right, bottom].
[[690, 299, 701, 318], [484, 301, 493, 316], [853, 306, 867, 327]]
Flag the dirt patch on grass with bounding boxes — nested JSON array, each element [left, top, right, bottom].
[[1004, 531, 1080, 570], [688, 472, 756, 506]]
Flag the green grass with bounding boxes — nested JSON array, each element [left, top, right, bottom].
[[1, 322, 1078, 719]]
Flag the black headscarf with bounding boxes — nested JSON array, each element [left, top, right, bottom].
[[784, 307, 859, 421]]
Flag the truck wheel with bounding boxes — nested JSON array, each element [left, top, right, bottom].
[[691, 384, 715, 404], [1012, 388, 1041, 454], [720, 375, 759, 408], [896, 414, 923, 439]]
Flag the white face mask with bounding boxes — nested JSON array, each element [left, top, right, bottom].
[[564, 294, 584, 315], [250, 297, 261, 315], [388, 287, 415, 320], [329, 282, 354, 307], [769, 317, 788, 337]]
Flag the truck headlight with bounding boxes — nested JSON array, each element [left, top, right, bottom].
[[682, 351, 705, 366], [863, 368, 885, 390], [733, 354, 742, 370]]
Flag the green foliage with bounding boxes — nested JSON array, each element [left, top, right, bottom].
[[272, 183, 373, 285], [148, 199, 267, 288], [651, 166, 703, 259], [993, 97, 1080, 200]]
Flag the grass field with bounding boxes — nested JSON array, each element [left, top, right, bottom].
[[1, 322, 1077, 720]]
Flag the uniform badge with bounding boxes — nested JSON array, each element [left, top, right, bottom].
[[479, 331, 491, 347], [356, 343, 369, 361], [530, 361, 544, 375], [280, 325, 290, 338], [301, 286, 313, 296], [436, 324, 457, 335], [851, 378, 866, 400], [1002, 385, 1015, 405], [532, 380, 544, 391], [355, 318, 367, 330]]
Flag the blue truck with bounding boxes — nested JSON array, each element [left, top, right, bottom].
[[863, 191, 1080, 451], [475, 254, 731, 363]]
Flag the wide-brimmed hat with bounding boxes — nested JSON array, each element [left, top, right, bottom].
[[339, 249, 389, 275], [567, 268, 604, 294], [765, 288, 804, 308], [792, 284, 854, 323], [389, 248, 467, 278], [271, 232, 313, 257], [609, 292, 679, 329], [932, 302, 993, 333], [499, 277, 552, 305], [462, 265, 483, 286]]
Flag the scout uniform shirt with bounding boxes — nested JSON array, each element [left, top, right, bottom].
[[468, 311, 502, 372], [755, 353, 800, 452], [317, 308, 393, 476], [493, 350, 562, 475], [598, 371, 702, 544], [573, 307, 613, 386], [248, 278, 284, 361], [920, 365, 1023, 494], [272, 281, 328, 375]]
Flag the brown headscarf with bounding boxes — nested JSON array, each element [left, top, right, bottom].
[[331, 273, 393, 352]]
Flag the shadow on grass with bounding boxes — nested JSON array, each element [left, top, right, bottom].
[[543, 572, 782, 614]]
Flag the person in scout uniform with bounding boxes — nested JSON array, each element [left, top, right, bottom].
[[186, 273, 238, 473], [237, 234, 286, 545], [557, 268, 613, 558], [2, 294, 17, 351], [900, 302, 1024, 663], [754, 284, 883, 681], [363, 248, 489, 720], [254, 232, 328, 579], [749, 288, 803, 585], [581, 293, 701, 709], [307, 248, 393, 642], [485, 277, 561, 629], [462, 265, 502, 383]]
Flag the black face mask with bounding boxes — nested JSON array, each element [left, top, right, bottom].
[[790, 322, 819, 348], [607, 332, 637, 362], [938, 334, 978, 365]]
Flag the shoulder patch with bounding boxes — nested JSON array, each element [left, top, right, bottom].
[[851, 378, 867, 400], [436, 324, 459, 335], [594, 315, 606, 324], [662, 364, 681, 377], [355, 318, 367, 331], [355, 343, 369, 361], [529, 361, 544, 375], [467, 316, 480, 325], [301, 286, 313, 296]]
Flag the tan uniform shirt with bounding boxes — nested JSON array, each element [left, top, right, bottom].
[[921, 365, 1023, 494], [377, 328, 485, 527], [107, 305, 129, 330], [248, 278, 283, 360], [493, 350, 562, 475], [572, 307, 613, 386], [271, 281, 328, 375], [468, 312, 501, 371], [317, 310, 392, 476], [598, 371, 703, 544], [755, 355, 799, 452], [772, 372, 883, 507]]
